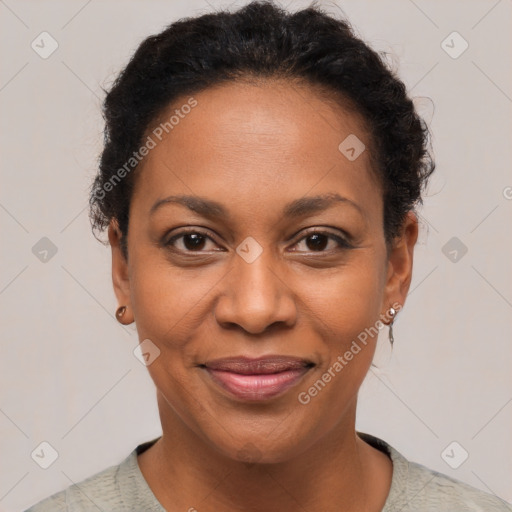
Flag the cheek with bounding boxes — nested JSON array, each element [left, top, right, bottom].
[[130, 242, 386, 355], [294, 256, 385, 406], [304, 256, 385, 343], [128, 250, 219, 349]]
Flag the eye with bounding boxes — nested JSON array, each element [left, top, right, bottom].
[[289, 230, 352, 253], [164, 230, 222, 253], [164, 228, 352, 254]]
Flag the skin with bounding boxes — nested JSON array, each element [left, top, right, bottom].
[[108, 79, 418, 512]]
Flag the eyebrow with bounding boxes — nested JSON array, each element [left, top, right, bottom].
[[149, 192, 363, 219]]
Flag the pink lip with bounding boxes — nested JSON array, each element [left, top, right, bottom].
[[201, 356, 314, 401]]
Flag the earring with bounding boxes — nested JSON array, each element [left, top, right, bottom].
[[388, 307, 397, 346], [115, 305, 127, 323]]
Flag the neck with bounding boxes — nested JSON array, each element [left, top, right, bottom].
[[137, 393, 392, 512]]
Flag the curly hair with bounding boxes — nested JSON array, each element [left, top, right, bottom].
[[89, 0, 435, 258]]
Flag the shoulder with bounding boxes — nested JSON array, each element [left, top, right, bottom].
[[358, 433, 512, 512], [24, 437, 164, 512], [400, 458, 512, 511], [23, 460, 123, 512]]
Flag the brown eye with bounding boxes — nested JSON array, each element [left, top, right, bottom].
[[165, 230, 220, 252], [304, 233, 329, 251], [291, 230, 352, 253], [182, 233, 207, 251]]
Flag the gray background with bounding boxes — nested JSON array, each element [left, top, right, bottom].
[[1, 0, 511, 510]]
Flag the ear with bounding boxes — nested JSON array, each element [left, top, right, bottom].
[[108, 219, 134, 324], [381, 211, 418, 317]]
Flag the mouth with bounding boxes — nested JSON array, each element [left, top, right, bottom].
[[199, 355, 315, 401]]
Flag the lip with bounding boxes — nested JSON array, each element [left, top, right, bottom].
[[201, 356, 314, 401]]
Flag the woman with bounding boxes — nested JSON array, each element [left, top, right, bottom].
[[25, 1, 511, 510]]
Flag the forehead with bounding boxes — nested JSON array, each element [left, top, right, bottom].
[[132, 80, 382, 226]]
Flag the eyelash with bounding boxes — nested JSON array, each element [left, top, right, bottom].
[[164, 228, 353, 254]]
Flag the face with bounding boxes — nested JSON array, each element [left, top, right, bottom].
[[109, 80, 417, 463]]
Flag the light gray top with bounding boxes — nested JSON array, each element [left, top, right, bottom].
[[24, 433, 512, 511]]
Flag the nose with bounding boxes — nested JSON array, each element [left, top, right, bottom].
[[213, 249, 297, 335]]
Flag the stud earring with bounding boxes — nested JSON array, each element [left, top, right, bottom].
[[115, 305, 127, 323]]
